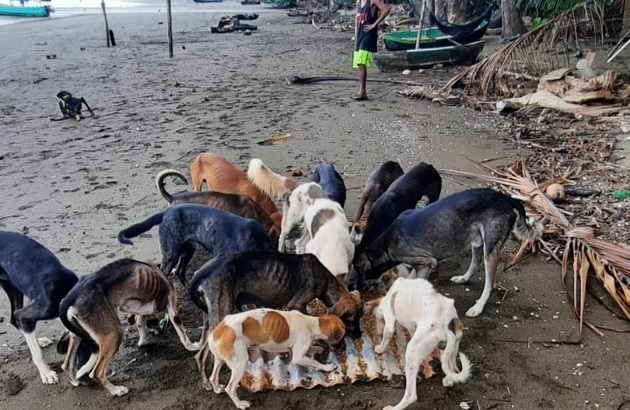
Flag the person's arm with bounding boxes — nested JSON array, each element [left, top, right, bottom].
[[355, 0, 361, 38], [363, 0, 389, 32]]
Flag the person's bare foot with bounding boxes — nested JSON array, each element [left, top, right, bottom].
[[352, 94, 368, 101]]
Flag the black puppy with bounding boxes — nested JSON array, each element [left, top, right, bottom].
[[353, 188, 543, 317], [118, 204, 276, 286], [53, 91, 94, 121], [353, 161, 404, 237], [311, 162, 347, 207], [358, 162, 441, 249], [0, 230, 78, 384]]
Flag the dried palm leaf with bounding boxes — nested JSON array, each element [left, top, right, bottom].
[[443, 0, 606, 97], [440, 159, 630, 335]]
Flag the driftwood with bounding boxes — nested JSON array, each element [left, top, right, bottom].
[[496, 90, 622, 117], [538, 69, 616, 104]]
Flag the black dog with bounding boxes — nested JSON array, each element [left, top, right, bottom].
[[52, 91, 94, 121], [352, 188, 543, 317], [189, 251, 362, 386], [188, 250, 363, 384], [353, 161, 404, 237], [0, 230, 78, 384], [358, 162, 442, 249], [118, 204, 276, 286], [311, 162, 347, 207]]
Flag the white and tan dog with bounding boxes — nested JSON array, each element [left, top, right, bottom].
[[247, 159, 354, 278], [364, 277, 472, 410], [205, 308, 345, 409]]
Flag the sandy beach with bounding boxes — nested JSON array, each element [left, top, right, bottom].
[[1, 2, 629, 409]]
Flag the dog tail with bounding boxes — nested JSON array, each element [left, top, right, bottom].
[[441, 317, 472, 387], [510, 200, 544, 243], [247, 158, 298, 200], [117, 211, 164, 245], [59, 298, 99, 355], [156, 169, 188, 204]]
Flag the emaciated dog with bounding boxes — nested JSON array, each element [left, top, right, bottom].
[[364, 277, 472, 410], [118, 204, 276, 286], [0, 231, 78, 384], [352, 160, 404, 238], [188, 153, 282, 231], [358, 161, 442, 249], [59, 259, 199, 396], [310, 162, 347, 207], [188, 250, 363, 387], [206, 308, 345, 409], [353, 188, 544, 317], [156, 169, 279, 238]]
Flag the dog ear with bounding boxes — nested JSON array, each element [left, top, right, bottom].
[[319, 315, 346, 344], [349, 290, 362, 305], [363, 297, 382, 315]]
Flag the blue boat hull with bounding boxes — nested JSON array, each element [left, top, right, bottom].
[[0, 4, 50, 17]]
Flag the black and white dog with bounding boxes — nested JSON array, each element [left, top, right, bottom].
[[311, 162, 347, 208], [0, 231, 78, 384], [118, 204, 277, 285], [353, 188, 543, 317]]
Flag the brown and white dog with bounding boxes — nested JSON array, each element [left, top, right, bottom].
[[206, 308, 345, 409], [59, 259, 199, 396], [247, 158, 353, 267], [189, 153, 282, 231], [156, 169, 279, 238], [364, 277, 472, 410]]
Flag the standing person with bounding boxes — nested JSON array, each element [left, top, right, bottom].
[[353, 0, 390, 101]]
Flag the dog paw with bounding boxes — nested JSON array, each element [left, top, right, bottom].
[[109, 385, 129, 396], [235, 400, 251, 409], [213, 384, 224, 394], [374, 344, 387, 354], [465, 305, 483, 317], [383, 406, 395, 410], [442, 376, 454, 387], [37, 337, 54, 348], [40, 369, 59, 384], [450, 275, 468, 284], [320, 364, 337, 372], [186, 342, 201, 352], [137, 338, 149, 347]]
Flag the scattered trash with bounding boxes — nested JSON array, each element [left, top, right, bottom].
[[45, 54, 56, 59], [613, 190, 630, 201], [291, 168, 303, 177], [402, 69, 411, 75]]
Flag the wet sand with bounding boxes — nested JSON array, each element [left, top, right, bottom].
[[1, 4, 629, 410]]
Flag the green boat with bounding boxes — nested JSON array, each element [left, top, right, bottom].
[[383, 20, 489, 51], [373, 40, 486, 73], [0, 3, 51, 17]]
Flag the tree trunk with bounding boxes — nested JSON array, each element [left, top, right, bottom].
[[447, 0, 466, 23], [623, 0, 630, 34], [501, 0, 527, 38]]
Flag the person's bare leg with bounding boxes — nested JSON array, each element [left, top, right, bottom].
[[358, 64, 367, 98]]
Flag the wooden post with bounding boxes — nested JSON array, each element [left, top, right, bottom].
[[623, 0, 630, 35], [101, 0, 111, 47], [414, 0, 425, 49], [167, 0, 174, 58]]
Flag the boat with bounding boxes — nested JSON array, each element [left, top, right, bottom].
[[427, 4, 494, 37], [0, 2, 51, 17], [373, 40, 486, 73], [383, 20, 489, 51]]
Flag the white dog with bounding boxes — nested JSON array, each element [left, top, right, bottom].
[[206, 308, 345, 409], [364, 277, 472, 410], [247, 159, 355, 276]]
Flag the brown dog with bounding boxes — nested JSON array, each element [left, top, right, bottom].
[[59, 259, 199, 396], [206, 308, 345, 409], [156, 169, 279, 238], [189, 153, 282, 231]]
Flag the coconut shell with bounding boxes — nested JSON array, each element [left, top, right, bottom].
[[546, 183, 565, 202]]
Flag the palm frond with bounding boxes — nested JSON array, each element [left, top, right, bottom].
[[440, 160, 630, 335], [444, 0, 606, 97]]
